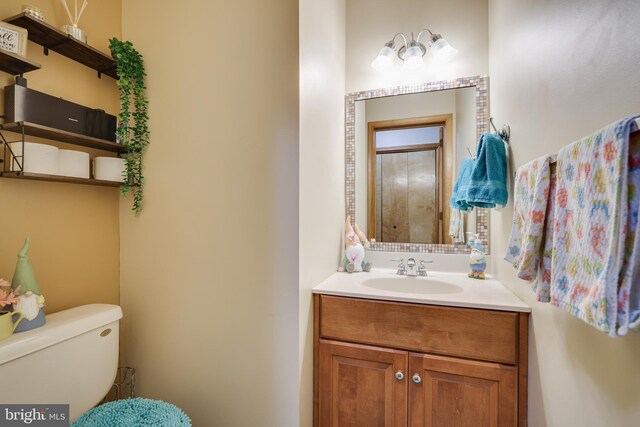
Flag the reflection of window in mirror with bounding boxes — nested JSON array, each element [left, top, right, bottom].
[[367, 115, 453, 244]]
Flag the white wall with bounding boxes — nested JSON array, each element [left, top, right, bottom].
[[454, 87, 478, 234], [299, 0, 346, 426], [489, 0, 640, 425], [346, 0, 488, 92], [119, 1, 299, 425], [454, 87, 476, 174]]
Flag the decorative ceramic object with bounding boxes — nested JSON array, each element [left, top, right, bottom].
[[10, 237, 46, 332], [0, 311, 25, 341], [22, 5, 46, 21], [346, 244, 365, 273], [338, 216, 373, 273], [468, 248, 487, 279], [60, 0, 89, 43], [62, 24, 87, 43]]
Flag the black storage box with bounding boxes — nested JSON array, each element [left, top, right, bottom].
[[4, 83, 117, 142]]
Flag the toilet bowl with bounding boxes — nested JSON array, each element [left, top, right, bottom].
[[0, 304, 123, 421]]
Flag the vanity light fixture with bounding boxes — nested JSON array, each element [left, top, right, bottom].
[[371, 29, 458, 71]]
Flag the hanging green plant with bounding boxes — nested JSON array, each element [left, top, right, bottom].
[[109, 38, 149, 213]]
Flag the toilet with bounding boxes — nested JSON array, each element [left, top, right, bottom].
[[0, 304, 123, 421]]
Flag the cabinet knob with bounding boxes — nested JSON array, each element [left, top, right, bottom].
[[395, 370, 404, 381], [412, 373, 422, 384]]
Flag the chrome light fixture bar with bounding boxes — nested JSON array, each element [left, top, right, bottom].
[[371, 29, 458, 71]]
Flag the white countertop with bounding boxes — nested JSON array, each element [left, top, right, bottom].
[[312, 268, 531, 313]]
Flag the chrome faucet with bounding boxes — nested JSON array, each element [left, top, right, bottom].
[[393, 258, 433, 276], [406, 258, 418, 276], [391, 258, 433, 277]]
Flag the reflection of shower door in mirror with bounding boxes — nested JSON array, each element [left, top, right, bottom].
[[368, 115, 452, 244]]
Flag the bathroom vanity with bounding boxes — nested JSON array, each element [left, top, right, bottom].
[[312, 270, 529, 426], [324, 75, 530, 425]]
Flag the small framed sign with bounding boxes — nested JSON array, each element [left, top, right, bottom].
[[0, 22, 27, 57]]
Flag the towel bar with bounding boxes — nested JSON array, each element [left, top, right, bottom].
[[503, 118, 639, 169]]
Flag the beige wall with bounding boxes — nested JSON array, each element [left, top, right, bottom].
[[488, 0, 640, 425], [0, 0, 121, 314], [346, 0, 488, 93], [299, 0, 345, 426], [120, 0, 299, 425]]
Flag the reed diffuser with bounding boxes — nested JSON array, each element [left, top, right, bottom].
[[60, 0, 89, 43]]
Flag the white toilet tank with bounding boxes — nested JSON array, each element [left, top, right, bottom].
[[0, 304, 123, 421]]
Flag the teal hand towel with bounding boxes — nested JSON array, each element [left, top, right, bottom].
[[450, 157, 475, 211], [467, 133, 508, 208]]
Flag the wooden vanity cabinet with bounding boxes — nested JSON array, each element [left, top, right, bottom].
[[318, 340, 408, 426], [313, 294, 529, 427], [408, 353, 517, 427]]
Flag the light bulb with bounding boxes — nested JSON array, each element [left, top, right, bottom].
[[430, 37, 458, 63], [402, 45, 424, 70], [371, 45, 395, 71]]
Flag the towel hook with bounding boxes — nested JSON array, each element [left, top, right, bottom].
[[500, 124, 510, 143], [489, 117, 510, 143], [489, 117, 499, 133], [466, 147, 474, 158]]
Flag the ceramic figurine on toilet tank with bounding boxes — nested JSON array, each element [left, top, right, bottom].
[[10, 238, 46, 332], [338, 216, 373, 273]]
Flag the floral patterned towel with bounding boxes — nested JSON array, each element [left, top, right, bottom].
[[448, 208, 465, 244], [530, 164, 557, 303], [505, 155, 555, 282], [618, 133, 640, 335], [550, 116, 639, 336]]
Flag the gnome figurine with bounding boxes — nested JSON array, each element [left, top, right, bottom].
[[468, 247, 487, 280], [354, 223, 372, 252], [11, 238, 46, 332], [338, 216, 373, 273]]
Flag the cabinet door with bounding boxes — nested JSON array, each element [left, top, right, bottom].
[[408, 353, 517, 427], [318, 339, 408, 427]]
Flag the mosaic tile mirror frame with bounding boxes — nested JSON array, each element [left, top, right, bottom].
[[345, 75, 490, 254]]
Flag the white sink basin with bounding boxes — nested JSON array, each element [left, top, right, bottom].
[[312, 268, 531, 313], [362, 277, 464, 295]]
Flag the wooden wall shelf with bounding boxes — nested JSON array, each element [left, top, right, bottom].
[[0, 122, 127, 153], [4, 13, 116, 79], [0, 49, 41, 75], [0, 171, 121, 187]]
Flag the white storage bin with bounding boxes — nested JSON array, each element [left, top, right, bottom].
[[58, 149, 90, 179], [94, 157, 125, 182], [8, 142, 59, 175]]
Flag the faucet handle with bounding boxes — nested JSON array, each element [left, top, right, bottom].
[[417, 260, 432, 276], [391, 258, 405, 275], [391, 257, 405, 267]]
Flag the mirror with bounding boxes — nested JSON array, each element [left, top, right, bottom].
[[346, 76, 490, 253]]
